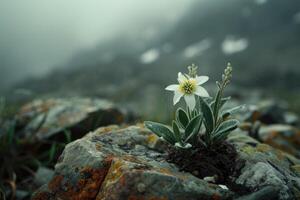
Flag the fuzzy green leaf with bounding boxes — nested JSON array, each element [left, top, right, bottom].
[[144, 121, 176, 144], [222, 105, 245, 119], [210, 97, 231, 110], [192, 109, 198, 118], [212, 119, 239, 143], [172, 120, 181, 143], [176, 108, 189, 128], [184, 115, 203, 143], [199, 97, 215, 134], [185, 114, 202, 136], [213, 89, 222, 119], [175, 142, 192, 149], [48, 143, 57, 163]]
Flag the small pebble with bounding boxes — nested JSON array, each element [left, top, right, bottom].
[[137, 183, 146, 193], [203, 176, 216, 183], [218, 184, 229, 190]]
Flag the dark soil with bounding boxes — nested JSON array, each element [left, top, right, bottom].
[[166, 141, 239, 184]]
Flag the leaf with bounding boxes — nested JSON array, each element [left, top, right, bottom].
[[176, 108, 189, 128], [192, 109, 198, 118], [144, 121, 176, 144], [48, 143, 57, 163], [7, 120, 16, 145], [212, 119, 239, 143], [210, 96, 231, 110], [184, 116, 203, 143], [213, 89, 222, 119], [175, 142, 192, 149], [172, 120, 182, 143], [222, 105, 246, 119], [199, 97, 215, 134], [63, 129, 72, 143]]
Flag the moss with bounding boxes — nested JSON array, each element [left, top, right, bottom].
[[291, 165, 300, 175], [256, 144, 272, 153], [241, 145, 256, 155]]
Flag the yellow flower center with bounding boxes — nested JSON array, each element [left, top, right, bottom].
[[179, 79, 196, 94]]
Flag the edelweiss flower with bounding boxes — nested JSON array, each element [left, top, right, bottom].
[[166, 72, 209, 110]]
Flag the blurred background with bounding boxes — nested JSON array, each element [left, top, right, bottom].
[[1, 0, 300, 119], [1, 1, 300, 199]]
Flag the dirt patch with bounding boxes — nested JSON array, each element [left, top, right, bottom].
[[167, 141, 238, 184]]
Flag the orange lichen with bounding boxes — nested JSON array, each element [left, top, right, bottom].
[[103, 159, 124, 184], [212, 193, 222, 200], [147, 134, 158, 144], [256, 144, 272, 153], [33, 157, 113, 200], [19, 99, 56, 115], [95, 125, 119, 135], [263, 129, 300, 156], [95, 143, 102, 151], [157, 168, 174, 176], [122, 154, 145, 164], [48, 175, 64, 192], [31, 191, 53, 200], [274, 149, 285, 160], [250, 110, 261, 122]]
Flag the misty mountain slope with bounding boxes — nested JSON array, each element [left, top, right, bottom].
[[7, 0, 300, 103], [166, 0, 300, 82]]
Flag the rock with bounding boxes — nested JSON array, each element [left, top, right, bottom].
[[257, 124, 300, 157], [245, 100, 299, 125], [229, 130, 300, 200], [34, 167, 55, 187], [235, 186, 279, 200], [32, 125, 300, 200], [32, 125, 233, 200], [16, 98, 128, 141]]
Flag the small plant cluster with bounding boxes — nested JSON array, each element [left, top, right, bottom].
[[145, 63, 243, 149]]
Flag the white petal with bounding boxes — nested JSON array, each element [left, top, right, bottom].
[[194, 86, 210, 97], [184, 95, 196, 110], [196, 76, 209, 85], [177, 72, 187, 83], [173, 91, 183, 105], [165, 84, 179, 91]]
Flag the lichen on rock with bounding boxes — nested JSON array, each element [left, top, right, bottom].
[[32, 125, 300, 200]]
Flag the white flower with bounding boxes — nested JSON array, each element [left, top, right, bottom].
[[165, 72, 209, 110]]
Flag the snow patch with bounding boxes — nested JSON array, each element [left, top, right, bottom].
[[140, 48, 160, 64], [293, 12, 300, 24], [221, 36, 248, 55], [183, 39, 212, 58], [255, 0, 268, 5]]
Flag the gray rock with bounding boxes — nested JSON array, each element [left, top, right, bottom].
[[32, 125, 300, 200], [244, 100, 299, 125], [230, 130, 300, 200], [258, 124, 300, 158], [16, 98, 126, 141], [32, 125, 233, 200], [235, 186, 279, 200], [34, 167, 55, 187]]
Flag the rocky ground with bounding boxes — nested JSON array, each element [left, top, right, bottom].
[[1, 96, 299, 200]]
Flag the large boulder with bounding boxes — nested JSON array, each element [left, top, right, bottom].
[[32, 125, 300, 200], [16, 98, 130, 141]]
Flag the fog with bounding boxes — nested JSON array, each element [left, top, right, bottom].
[[0, 0, 194, 89]]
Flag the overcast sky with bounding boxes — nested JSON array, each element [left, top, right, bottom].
[[0, 0, 195, 89]]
